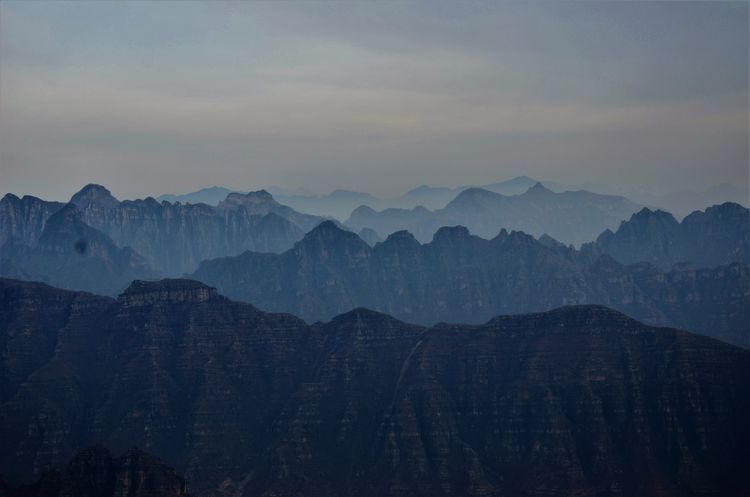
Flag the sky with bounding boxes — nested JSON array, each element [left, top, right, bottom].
[[0, 0, 747, 201]]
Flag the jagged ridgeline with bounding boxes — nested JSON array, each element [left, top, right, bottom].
[[0, 278, 748, 496], [190, 217, 749, 347]]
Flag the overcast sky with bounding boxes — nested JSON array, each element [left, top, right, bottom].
[[0, 1, 747, 201]]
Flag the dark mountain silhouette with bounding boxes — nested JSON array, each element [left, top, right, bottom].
[[0, 446, 192, 497], [0, 278, 748, 496], [0, 204, 158, 295], [588, 202, 749, 269], [346, 183, 642, 246], [190, 221, 749, 347]]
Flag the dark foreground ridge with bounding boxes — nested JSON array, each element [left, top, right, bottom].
[[0, 446, 192, 497], [1, 278, 748, 496]]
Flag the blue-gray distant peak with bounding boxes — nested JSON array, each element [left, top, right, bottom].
[[70, 184, 119, 210]]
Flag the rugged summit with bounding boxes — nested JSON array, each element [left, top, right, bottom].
[[0, 278, 748, 496], [346, 184, 641, 246], [589, 202, 749, 269], [190, 222, 749, 347]]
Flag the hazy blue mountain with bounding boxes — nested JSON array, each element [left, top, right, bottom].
[[0, 204, 158, 295], [347, 183, 642, 246], [588, 202, 749, 269], [358, 227, 382, 246], [190, 221, 748, 347], [65, 184, 322, 275], [273, 189, 388, 220], [2, 278, 748, 496], [156, 186, 237, 205]]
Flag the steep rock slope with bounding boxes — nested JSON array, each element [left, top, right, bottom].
[[0, 194, 64, 246], [0, 278, 748, 496], [190, 222, 749, 347]]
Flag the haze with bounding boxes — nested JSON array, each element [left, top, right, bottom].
[[0, 0, 747, 201]]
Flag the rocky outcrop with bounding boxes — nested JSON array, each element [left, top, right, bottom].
[[0, 204, 158, 296], [587, 202, 749, 269], [190, 221, 749, 347], [346, 183, 642, 246], [0, 278, 748, 496], [0, 446, 192, 497]]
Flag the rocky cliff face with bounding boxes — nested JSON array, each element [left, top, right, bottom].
[[66, 184, 321, 275], [190, 221, 749, 347], [0, 446, 192, 497], [0, 194, 64, 247], [0, 204, 158, 296], [346, 183, 642, 246], [1, 278, 748, 497], [588, 202, 749, 269]]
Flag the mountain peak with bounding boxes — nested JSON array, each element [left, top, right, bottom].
[[119, 279, 220, 307], [70, 184, 119, 210], [628, 207, 678, 227], [300, 221, 368, 250], [432, 225, 471, 243], [526, 182, 552, 194], [218, 190, 277, 211]]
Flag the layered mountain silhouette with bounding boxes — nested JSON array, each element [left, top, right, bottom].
[[190, 221, 749, 347], [346, 183, 642, 246], [1, 185, 329, 277], [0, 204, 157, 295], [0, 446, 192, 497], [588, 202, 749, 269], [0, 278, 748, 496]]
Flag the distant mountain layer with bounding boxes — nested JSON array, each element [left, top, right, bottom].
[[154, 176, 629, 220], [1, 278, 748, 496], [0, 204, 157, 296], [0, 446, 192, 497], [346, 183, 642, 246], [1, 185, 327, 277], [190, 221, 749, 347], [156, 186, 236, 206], [587, 202, 749, 270]]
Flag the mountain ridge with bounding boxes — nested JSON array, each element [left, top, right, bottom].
[[1, 277, 748, 496]]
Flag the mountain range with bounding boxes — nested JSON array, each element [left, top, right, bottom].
[[345, 183, 642, 246], [0, 277, 748, 496], [587, 203, 749, 269], [190, 220, 749, 347], [1, 185, 329, 278], [156, 177, 748, 223]]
